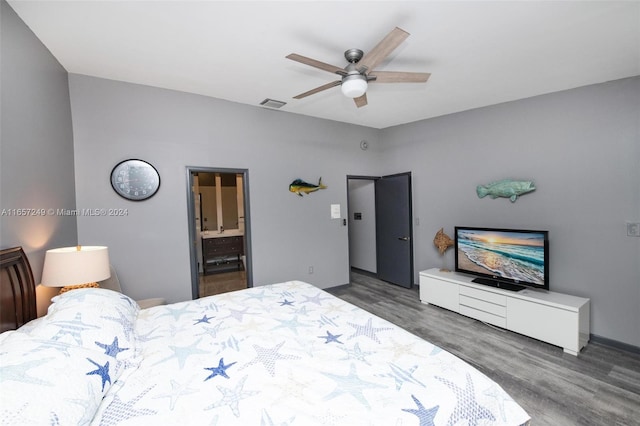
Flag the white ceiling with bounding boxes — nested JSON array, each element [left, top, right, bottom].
[[8, 1, 640, 129]]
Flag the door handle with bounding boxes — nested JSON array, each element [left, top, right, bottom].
[[398, 236, 410, 241]]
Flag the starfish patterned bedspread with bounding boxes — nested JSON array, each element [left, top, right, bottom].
[[0, 281, 530, 425]]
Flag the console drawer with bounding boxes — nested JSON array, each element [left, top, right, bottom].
[[460, 285, 507, 306], [460, 305, 507, 328], [460, 294, 506, 317]]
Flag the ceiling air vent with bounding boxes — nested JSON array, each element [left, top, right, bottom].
[[260, 98, 286, 109]]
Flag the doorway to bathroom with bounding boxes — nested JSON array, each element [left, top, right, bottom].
[[186, 166, 252, 299]]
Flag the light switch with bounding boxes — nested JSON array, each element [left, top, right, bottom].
[[330, 204, 341, 219]]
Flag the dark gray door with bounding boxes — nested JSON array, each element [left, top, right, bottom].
[[375, 172, 413, 288]]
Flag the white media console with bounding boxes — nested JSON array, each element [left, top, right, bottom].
[[419, 268, 590, 355]]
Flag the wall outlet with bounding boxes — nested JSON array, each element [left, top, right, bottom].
[[627, 222, 640, 237], [308, 266, 314, 274]]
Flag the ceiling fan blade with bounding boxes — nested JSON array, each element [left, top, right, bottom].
[[357, 27, 409, 73], [369, 71, 431, 83], [293, 80, 341, 99], [286, 54, 346, 75], [354, 93, 368, 108]]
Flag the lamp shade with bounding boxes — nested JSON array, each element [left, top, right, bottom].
[[341, 74, 368, 98], [41, 246, 110, 287]]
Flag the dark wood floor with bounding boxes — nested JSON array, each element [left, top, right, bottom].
[[326, 271, 640, 426], [199, 270, 247, 297]]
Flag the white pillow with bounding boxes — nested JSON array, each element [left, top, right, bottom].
[[0, 331, 129, 425], [26, 288, 140, 361], [0, 288, 141, 425]]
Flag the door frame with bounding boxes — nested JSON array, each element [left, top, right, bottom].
[[346, 172, 414, 286], [186, 166, 253, 299]]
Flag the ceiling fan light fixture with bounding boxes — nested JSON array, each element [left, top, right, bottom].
[[286, 28, 428, 107], [341, 74, 367, 98]]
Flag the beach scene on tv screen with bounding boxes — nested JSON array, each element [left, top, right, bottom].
[[457, 229, 545, 285]]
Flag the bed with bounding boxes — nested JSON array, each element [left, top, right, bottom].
[[0, 246, 530, 425]]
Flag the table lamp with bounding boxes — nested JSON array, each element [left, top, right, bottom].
[[41, 245, 110, 293]]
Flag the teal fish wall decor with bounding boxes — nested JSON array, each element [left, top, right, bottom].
[[476, 179, 536, 202], [289, 178, 327, 197]]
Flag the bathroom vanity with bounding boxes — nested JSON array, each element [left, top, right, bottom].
[[201, 230, 244, 275]]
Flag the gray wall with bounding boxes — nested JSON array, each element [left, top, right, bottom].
[[68, 74, 381, 303], [380, 77, 640, 347], [0, 0, 77, 314]]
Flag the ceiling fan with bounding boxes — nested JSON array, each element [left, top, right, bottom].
[[286, 27, 430, 108]]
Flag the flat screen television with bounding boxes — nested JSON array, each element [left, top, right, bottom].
[[454, 226, 549, 291]]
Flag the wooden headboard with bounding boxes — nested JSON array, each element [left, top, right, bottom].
[[0, 246, 37, 332]]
